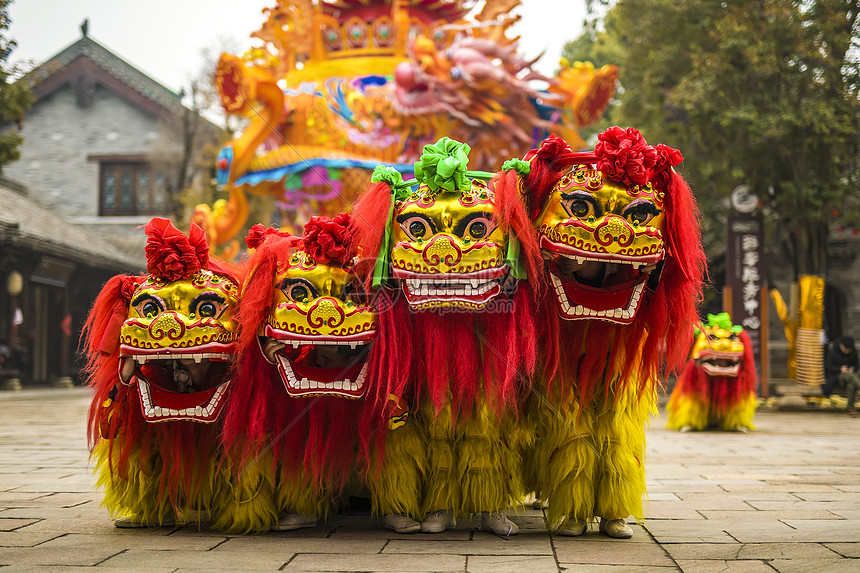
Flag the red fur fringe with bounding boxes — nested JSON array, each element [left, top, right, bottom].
[[221, 231, 396, 486], [81, 274, 221, 503], [522, 133, 706, 407], [491, 170, 546, 298], [349, 181, 394, 291]]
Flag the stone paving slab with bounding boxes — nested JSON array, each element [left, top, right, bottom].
[[768, 559, 859, 573], [100, 548, 291, 570], [285, 553, 467, 571], [466, 555, 559, 573], [383, 534, 552, 556], [674, 559, 775, 572], [663, 542, 843, 560], [825, 543, 860, 558], [553, 537, 675, 566], [1, 389, 860, 572]]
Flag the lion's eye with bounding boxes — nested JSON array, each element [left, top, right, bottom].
[[468, 221, 486, 238], [343, 279, 367, 306], [190, 292, 228, 318], [288, 284, 309, 302], [142, 301, 160, 318], [133, 295, 164, 319], [397, 214, 437, 241], [410, 220, 427, 238], [569, 200, 590, 218], [623, 201, 661, 226], [198, 302, 217, 317], [281, 280, 317, 303], [560, 193, 600, 220]]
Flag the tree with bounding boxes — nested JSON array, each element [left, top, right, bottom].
[[0, 0, 33, 172], [584, 0, 859, 277], [582, 0, 860, 379]]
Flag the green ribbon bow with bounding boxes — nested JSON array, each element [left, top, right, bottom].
[[502, 158, 531, 176], [500, 157, 531, 279], [706, 312, 742, 333], [371, 165, 416, 288], [413, 137, 471, 193]]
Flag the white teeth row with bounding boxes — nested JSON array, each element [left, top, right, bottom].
[[405, 279, 494, 297], [703, 365, 741, 376], [133, 352, 231, 364], [550, 274, 645, 320], [284, 340, 366, 349], [139, 380, 226, 420], [283, 362, 368, 392], [558, 254, 646, 270]]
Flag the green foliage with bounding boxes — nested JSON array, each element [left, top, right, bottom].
[[584, 0, 860, 277], [0, 0, 33, 173]]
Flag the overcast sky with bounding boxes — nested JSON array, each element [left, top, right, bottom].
[[9, 0, 588, 92]]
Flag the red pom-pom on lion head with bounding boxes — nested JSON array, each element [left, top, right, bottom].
[[144, 218, 209, 281], [245, 224, 292, 250], [302, 213, 357, 266]]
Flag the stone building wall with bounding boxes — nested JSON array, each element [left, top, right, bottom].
[[4, 83, 180, 246]]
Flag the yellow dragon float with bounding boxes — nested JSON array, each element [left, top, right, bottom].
[[201, 0, 619, 249]]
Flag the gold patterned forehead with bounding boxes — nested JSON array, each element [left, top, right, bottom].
[[557, 167, 665, 209], [138, 270, 238, 297], [395, 179, 493, 212], [278, 250, 319, 273]]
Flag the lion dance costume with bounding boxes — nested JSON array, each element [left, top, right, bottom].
[[218, 214, 421, 533], [351, 138, 543, 535], [667, 313, 757, 431], [83, 218, 240, 527], [498, 128, 705, 537]]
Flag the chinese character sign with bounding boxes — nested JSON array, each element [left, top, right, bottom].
[[727, 213, 766, 373]]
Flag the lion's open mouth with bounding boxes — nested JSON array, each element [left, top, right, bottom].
[[120, 352, 232, 423], [699, 354, 743, 377], [261, 330, 373, 399], [543, 237, 658, 324]]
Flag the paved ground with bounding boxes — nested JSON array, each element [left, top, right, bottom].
[[0, 388, 858, 572]]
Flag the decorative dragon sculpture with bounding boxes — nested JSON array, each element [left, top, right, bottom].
[[198, 0, 619, 251]]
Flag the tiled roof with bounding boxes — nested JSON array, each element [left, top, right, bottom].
[[24, 35, 184, 116], [0, 182, 143, 272]]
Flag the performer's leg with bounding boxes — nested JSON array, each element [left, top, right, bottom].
[[419, 401, 458, 533], [528, 392, 597, 535], [718, 393, 758, 431], [593, 383, 655, 539], [666, 380, 709, 431], [273, 465, 324, 531], [95, 442, 177, 528], [457, 397, 522, 536], [840, 372, 859, 414], [211, 451, 279, 534], [369, 419, 425, 533]]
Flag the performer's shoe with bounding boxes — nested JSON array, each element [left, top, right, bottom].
[[114, 514, 176, 528], [481, 511, 519, 536], [556, 518, 587, 536], [381, 513, 421, 534], [421, 509, 456, 533], [272, 512, 318, 531], [598, 518, 633, 539], [679, 425, 693, 433]]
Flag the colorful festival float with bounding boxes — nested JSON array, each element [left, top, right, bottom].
[[204, 0, 618, 248], [666, 313, 758, 432]]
